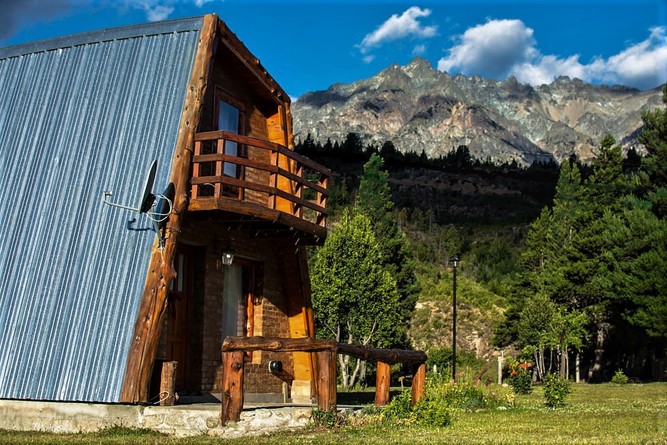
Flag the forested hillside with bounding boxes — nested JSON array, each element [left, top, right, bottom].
[[300, 85, 666, 383]]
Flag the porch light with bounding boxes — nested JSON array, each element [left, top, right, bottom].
[[221, 248, 235, 266]]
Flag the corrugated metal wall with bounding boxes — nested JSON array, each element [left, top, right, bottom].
[[0, 17, 202, 402]]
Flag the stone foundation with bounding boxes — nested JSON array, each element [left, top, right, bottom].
[[0, 400, 312, 438]]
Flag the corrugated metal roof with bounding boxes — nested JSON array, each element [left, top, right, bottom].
[[0, 17, 203, 402]]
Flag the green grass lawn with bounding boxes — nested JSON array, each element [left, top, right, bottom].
[[1, 383, 665, 444]]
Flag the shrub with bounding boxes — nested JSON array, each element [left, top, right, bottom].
[[311, 408, 345, 428], [506, 357, 533, 394], [413, 396, 452, 427], [543, 373, 571, 407], [611, 369, 630, 384], [381, 378, 513, 427]]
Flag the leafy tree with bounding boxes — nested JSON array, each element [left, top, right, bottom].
[[355, 153, 420, 344], [311, 210, 401, 389]]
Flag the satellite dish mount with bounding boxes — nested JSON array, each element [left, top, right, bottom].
[[102, 160, 174, 249]]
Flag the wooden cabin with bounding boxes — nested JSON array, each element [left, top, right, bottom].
[[0, 14, 329, 405]]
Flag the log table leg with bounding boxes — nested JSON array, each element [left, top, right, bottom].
[[374, 361, 391, 406], [221, 350, 245, 425]]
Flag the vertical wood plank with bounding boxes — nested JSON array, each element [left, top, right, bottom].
[[192, 141, 201, 198], [316, 350, 337, 411], [159, 361, 178, 406], [374, 361, 391, 406], [221, 350, 245, 425], [411, 363, 426, 406], [215, 139, 223, 198]]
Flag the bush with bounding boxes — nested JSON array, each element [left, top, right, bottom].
[[311, 408, 345, 428], [543, 373, 571, 407], [611, 369, 630, 384], [381, 378, 514, 427], [506, 357, 533, 394]]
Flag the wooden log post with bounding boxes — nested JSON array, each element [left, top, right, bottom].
[[221, 350, 245, 425], [159, 361, 178, 406], [315, 350, 337, 411], [411, 362, 426, 406], [374, 361, 391, 406]]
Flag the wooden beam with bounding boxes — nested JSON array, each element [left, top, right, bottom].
[[221, 350, 245, 424], [222, 336, 337, 353], [374, 362, 391, 406], [337, 343, 427, 365], [119, 13, 218, 403]]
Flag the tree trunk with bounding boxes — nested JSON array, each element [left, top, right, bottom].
[[588, 323, 609, 382]]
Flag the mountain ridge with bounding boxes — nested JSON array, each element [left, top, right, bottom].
[[293, 57, 663, 164]]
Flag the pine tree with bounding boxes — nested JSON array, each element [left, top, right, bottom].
[[355, 153, 420, 346]]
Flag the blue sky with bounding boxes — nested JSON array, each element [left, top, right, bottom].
[[2, 1, 666, 97]]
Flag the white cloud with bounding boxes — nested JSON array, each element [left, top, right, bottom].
[[412, 44, 426, 56], [362, 55, 376, 64], [437, 19, 536, 78], [359, 6, 437, 54], [589, 27, 667, 90], [438, 19, 667, 90], [125, 0, 214, 22]]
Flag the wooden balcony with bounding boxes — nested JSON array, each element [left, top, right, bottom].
[[189, 131, 330, 242]]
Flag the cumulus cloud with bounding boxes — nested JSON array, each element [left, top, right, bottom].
[[438, 19, 667, 90], [359, 6, 437, 54], [437, 19, 536, 78]]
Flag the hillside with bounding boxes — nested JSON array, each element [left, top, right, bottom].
[[293, 57, 662, 165]]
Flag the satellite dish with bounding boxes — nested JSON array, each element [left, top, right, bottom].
[[102, 160, 173, 250], [138, 160, 157, 213], [102, 160, 158, 213]]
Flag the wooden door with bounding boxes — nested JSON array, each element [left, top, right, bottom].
[[166, 246, 193, 391]]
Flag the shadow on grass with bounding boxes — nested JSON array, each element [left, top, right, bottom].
[[337, 389, 404, 405]]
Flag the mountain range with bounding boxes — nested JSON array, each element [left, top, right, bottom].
[[292, 58, 663, 165]]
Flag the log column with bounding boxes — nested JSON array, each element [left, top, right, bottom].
[[411, 363, 426, 406], [221, 351, 245, 425], [316, 350, 337, 411], [374, 362, 391, 406]]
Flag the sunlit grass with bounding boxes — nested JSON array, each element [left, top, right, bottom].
[[0, 383, 664, 444]]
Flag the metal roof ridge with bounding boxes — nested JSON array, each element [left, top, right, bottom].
[[0, 15, 206, 60]]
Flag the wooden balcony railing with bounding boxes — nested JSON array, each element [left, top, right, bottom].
[[190, 131, 330, 239]]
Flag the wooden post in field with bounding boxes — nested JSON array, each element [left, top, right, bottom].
[[375, 362, 391, 406], [221, 350, 245, 425], [316, 350, 337, 411], [159, 361, 178, 406], [411, 363, 426, 406]]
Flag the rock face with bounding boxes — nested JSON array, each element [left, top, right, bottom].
[[293, 57, 663, 164]]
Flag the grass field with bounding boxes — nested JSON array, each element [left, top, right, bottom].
[[1, 383, 665, 444]]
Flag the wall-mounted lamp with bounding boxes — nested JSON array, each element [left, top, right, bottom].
[[221, 248, 235, 266]]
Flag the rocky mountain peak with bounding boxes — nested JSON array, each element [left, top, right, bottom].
[[293, 60, 663, 165]]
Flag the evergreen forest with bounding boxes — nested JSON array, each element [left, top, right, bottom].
[[300, 85, 667, 383]]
